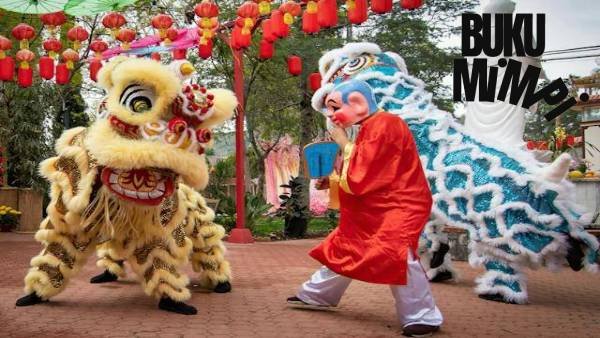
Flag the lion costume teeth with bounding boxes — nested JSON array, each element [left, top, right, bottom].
[[19, 56, 236, 310]]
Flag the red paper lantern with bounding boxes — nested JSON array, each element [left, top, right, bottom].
[[89, 59, 102, 82], [287, 55, 302, 76], [90, 39, 108, 59], [39, 12, 67, 35], [195, 0, 219, 17], [401, 0, 424, 10], [280, 1, 302, 25], [16, 49, 34, 88], [61, 48, 79, 70], [308, 72, 322, 91], [102, 12, 127, 37], [152, 14, 174, 40], [261, 19, 277, 43], [231, 26, 251, 50], [67, 26, 89, 51], [172, 49, 187, 60], [302, 1, 320, 34], [198, 39, 213, 59], [259, 40, 274, 60], [370, 0, 392, 14], [55, 62, 69, 85], [117, 28, 136, 50], [12, 23, 36, 49], [347, 0, 367, 25], [0, 36, 14, 81], [43, 38, 62, 58], [39, 56, 54, 80], [195, 0, 219, 45], [237, 1, 259, 18], [317, 0, 338, 28], [270, 10, 289, 38], [151, 52, 161, 61]]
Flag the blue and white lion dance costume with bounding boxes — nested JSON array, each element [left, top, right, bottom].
[[312, 43, 599, 304]]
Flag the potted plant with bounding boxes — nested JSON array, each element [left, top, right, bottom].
[[277, 177, 309, 238], [0, 205, 21, 232]]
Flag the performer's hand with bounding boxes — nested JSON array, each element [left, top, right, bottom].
[[315, 177, 330, 190], [329, 126, 349, 148]]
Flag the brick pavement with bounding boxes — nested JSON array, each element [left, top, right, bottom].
[[0, 232, 599, 338]]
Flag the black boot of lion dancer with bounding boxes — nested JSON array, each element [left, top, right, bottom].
[[158, 297, 198, 315], [566, 236, 585, 271], [214, 281, 232, 293], [90, 269, 119, 284], [16, 293, 47, 307]]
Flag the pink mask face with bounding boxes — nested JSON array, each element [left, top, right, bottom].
[[324, 91, 370, 129]]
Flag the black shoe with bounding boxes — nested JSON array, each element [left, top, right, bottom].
[[478, 293, 518, 305], [566, 236, 584, 271], [429, 243, 450, 269], [402, 324, 440, 337], [286, 296, 332, 310], [214, 281, 231, 293], [429, 270, 453, 283], [158, 297, 197, 315], [90, 270, 119, 284], [16, 293, 46, 307]]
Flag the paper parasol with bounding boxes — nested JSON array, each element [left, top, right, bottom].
[[64, 0, 138, 16], [0, 0, 69, 14], [303, 142, 340, 179]]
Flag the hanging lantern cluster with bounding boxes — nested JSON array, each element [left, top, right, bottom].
[[280, 1, 301, 26], [0, 36, 14, 82], [270, 9, 289, 38], [194, 0, 220, 59], [231, 1, 259, 50], [11, 24, 36, 88], [40, 39, 62, 80], [89, 39, 108, 82], [317, 0, 338, 28], [302, 0, 320, 34]]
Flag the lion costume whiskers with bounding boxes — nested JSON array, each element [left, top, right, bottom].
[[16, 56, 237, 315]]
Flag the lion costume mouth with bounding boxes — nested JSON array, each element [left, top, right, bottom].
[[100, 167, 175, 206]]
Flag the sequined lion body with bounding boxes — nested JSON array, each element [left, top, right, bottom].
[[21, 57, 236, 306]]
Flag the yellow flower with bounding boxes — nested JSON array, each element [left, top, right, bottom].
[[9, 210, 19, 215], [0, 211, 6, 215]]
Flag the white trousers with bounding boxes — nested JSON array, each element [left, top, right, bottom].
[[297, 251, 443, 328]]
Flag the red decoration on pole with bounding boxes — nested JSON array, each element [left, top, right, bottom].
[[67, 26, 89, 51], [401, 0, 424, 10], [12, 23, 36, 50], [280, 1, 302, 25], [55, 62, 69, 85], [302, 0, 320, 34], [287, 55, 302, 76], [317, 0, 338, 28], [371, 0, 392, 14], [102, 12, 127, 38], [259, 40, 274, 60], [39, 12, 67, 36], [116, 28, 136, 50], [16, 49, 34, 88], [308, 72, 322, 91], [347, 0, 367, 24], [0, 36, 14, 81], [198, 38, 213, 59]]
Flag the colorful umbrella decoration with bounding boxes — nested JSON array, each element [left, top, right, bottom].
[[64, 0, 139, 16], [0, 0, 68, 14]]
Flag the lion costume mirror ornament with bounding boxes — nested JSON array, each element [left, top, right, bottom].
[[313, 42, 599, 304], [15, 57, 237, 315]]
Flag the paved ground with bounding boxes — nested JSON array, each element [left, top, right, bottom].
[[1, 233, 599, 338]]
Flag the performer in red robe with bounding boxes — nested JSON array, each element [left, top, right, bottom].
[[288, 80, 443, 337]]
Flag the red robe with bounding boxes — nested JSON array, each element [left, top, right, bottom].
[[309, 112, 432, 285]]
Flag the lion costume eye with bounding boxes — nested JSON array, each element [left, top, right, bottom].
[[120, 84, 155, 113], [342, 55, 373, 75]]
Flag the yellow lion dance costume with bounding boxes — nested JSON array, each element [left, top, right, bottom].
[[15, 56, 236, 315]]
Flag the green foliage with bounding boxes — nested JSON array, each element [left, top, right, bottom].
[[214, 192, 272, 232], [276, 176, 310, 238], [252, 217, 334, 237], [204, 155, 235, 200]]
